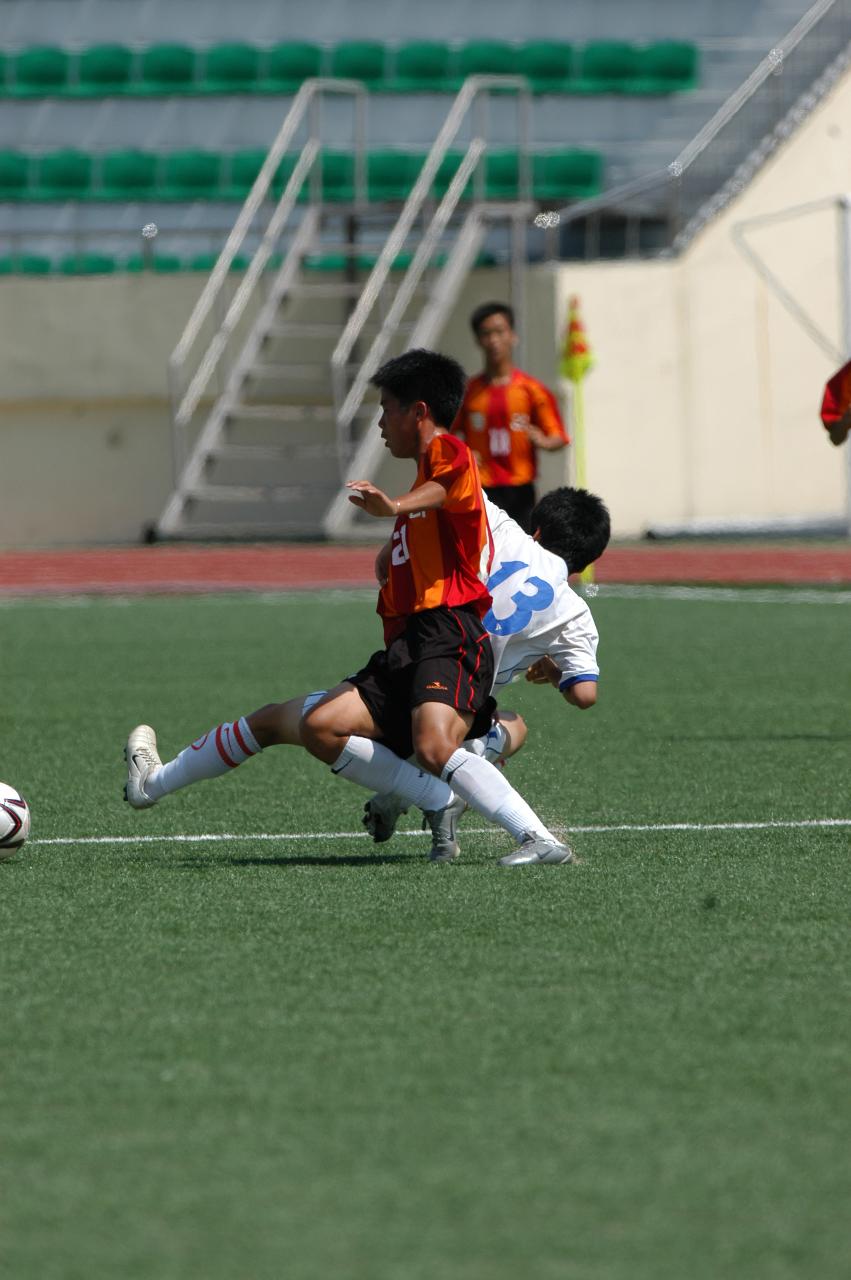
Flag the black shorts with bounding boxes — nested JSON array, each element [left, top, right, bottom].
[[347, 604, 497, 759], [484, 483, 536, 533]]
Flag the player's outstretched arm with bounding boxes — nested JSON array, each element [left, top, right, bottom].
[[347, 479, 447, 517]]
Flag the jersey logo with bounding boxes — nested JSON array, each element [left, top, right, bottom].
[[484, 559, 555, 637]]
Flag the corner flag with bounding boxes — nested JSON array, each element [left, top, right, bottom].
[[560, 296, 595, 583]]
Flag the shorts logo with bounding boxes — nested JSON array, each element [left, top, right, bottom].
[[425, 681, 449, 691]]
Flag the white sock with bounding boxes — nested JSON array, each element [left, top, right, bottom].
[[331, 736, 452, 812], [146, 717, 261, 800], [440, 748, 554, 843]]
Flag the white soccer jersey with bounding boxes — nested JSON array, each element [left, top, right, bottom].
[[483, 497, 600, 692]]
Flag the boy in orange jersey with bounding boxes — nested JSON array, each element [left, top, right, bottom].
[[126, 349, 574, 866], [453, 301, 568, 531], [821, 357, 851, 446]]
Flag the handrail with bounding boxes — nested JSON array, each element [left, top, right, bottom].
[[550, 0, 851, 251], [333, 138, 486, 449], [330, 74, 530, 444], [168, 77, 367, 431]]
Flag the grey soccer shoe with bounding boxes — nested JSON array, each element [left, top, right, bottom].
[[422, 793, 467, 863], [362, 793, 409, 843], [124, 724, 162, 809], [499, 832, 575, 867]]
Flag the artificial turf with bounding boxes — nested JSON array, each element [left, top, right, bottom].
[[1, 589, 849, 1279]]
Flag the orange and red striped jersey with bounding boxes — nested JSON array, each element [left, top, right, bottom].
[[452, 368, 569, 488], [378, 432, 493, 645], [821, 358, 851, 427]]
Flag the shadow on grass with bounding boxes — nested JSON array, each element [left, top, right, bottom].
[[178, 852, 426, 869]]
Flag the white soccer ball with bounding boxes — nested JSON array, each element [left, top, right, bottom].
[[0, 782, 31, 857]]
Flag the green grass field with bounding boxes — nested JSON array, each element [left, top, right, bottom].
[[1, 587, 849, 1280]]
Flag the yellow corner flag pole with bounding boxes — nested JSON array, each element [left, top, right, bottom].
[[560, 294, 595, 584]]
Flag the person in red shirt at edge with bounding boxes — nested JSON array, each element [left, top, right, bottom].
[[452, 301, 569, 532], [821, 358, 851, 446]]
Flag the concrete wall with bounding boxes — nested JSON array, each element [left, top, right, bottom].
[[3, 60, 851, 546], [551, 65, 851, 535]]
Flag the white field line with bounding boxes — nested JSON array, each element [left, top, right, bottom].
[[2, 585, 850, 609], [28, 817, 851, 847]]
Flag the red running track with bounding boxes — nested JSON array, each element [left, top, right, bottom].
[[0, 541, 850, 596]]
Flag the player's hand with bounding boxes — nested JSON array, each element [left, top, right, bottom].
[[525, 422, 550, 447], [525, 655, 561, 688], [346, 481, 397, 518], [375, 540, 392, 587]]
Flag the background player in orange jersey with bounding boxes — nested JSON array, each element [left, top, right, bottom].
[[821, 357, 851, 446], [452, 301, 569, 531]]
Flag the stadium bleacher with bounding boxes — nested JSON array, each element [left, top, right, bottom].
[[0, 38, 700, 97]]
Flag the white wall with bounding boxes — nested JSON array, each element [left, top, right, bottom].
[[551, 65, 851, 535]]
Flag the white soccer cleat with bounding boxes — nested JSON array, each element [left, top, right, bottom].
[[362, 793, 409, 843], [499, 832, 575, 866], [124, 724, 162, 809]]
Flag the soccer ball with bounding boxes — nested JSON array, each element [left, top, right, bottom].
[[0, 782, 30, 857]]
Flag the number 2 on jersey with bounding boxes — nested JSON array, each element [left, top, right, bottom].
[[484, 559, 554, 636], [391, 524, 410, 567]]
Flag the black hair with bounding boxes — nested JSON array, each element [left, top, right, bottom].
[[370, 348, 467, 428], [531, 487, 611, 575], [470, 301, 515, 336]]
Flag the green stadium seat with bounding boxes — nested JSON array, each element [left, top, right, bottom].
[[34, 149, 92, 199], [0, 255, 14, 273], [304, 253, 351, 272], [138, 44, 196, 93], [330, 42, 387, 86], [75, 44, 134, 94], [456, 40, 516, 80], [532, 149, 604, 199], [262, 42, 322, 92], [125, 252, 185, 273], [161, 150, 222, 199], [99, 149, 158, 199], [0, 53, 7, 95], [484, 149, 521, 199], [320, 150, 356, 202], [222, 148, 267, 199], [518, 41, 574, 92], [59, 252, 116, 275], [11, 46, 70, 96], [432, 150, 477, 200], [576, 41, 640, 92], [202, 43, 261, 93], [391, 42, 452, 92], [631, 41, 699, 93], [15, 254, 53, 274], [367, 150, 423, 202], [0, 150, 31, 198]]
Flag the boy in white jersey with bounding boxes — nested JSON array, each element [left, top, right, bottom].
[[363, 486, 609, 851], [124, 485, 608, 866]]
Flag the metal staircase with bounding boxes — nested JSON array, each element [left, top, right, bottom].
[[156, 75, 532, 540]]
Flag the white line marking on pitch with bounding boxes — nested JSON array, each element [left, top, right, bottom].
[[28, 817, 851, 847]]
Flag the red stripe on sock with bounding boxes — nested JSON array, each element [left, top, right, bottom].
[[215, 723, 239, 768], [231, 718, 255, 757]]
